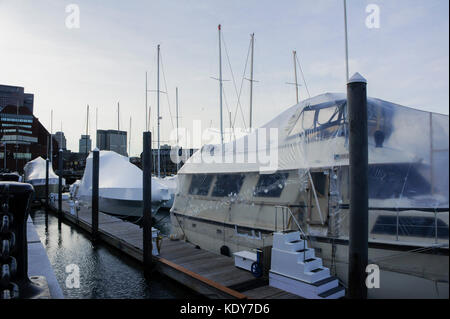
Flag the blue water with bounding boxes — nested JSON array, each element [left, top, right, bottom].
[[30, 209, 199, 299]]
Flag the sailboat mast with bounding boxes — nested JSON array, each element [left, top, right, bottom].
[[50, 109, 53, 162], [145, 71, 148, 131], [249, 33, 255, 130], [176, 87, 179, 146], [176, 87, 179, 172], [157, 44, 161, 177], [86, 104, 89, 154], [344, 0, 349, 82], [129, 116, 132, 156], [218, 24, 224, 146], [60, 122, 63, 149], [293, 51, 299, 104]]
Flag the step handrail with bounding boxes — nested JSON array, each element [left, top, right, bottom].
[[274, 205, 308, 262]]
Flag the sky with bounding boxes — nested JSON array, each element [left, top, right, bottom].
[[0, 0, 448, 156]]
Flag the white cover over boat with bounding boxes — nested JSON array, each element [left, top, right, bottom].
[[23, 156, 60, 186], [158, 175, 178, 208], [76, 150, 170, 216]]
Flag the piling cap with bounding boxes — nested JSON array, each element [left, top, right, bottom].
[[93, 147, 99, 152], [348, 72, 367, 84]]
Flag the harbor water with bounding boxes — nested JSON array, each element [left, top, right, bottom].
[[30, 209, 200, 299]]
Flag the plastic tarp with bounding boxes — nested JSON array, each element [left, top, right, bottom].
[[179, 92, 449, 210], [23, 156, 60, 185], [76, 150, 170, 202]]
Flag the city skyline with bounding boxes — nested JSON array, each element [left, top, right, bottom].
[[0, 0, 448, 156]]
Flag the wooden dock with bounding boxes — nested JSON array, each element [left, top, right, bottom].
[[48, 200, 300, 299]]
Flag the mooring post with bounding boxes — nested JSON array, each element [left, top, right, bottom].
[[45, 158, 49, 210], [143, 131, 153, 280], [92, 149, 99, 242], [347, 72, 369, 299], [58, 149, 63, 219], [0, 182, 44, 298]]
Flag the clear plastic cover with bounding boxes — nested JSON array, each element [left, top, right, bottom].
[[173, 93, 449, 250]]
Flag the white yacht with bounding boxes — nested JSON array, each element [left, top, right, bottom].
[[170, 92, 449, 298], [23, 156, 61, 200], [76, 150, 170, 217]]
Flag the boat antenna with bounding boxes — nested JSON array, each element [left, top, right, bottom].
[[117, 101, 120, 132]]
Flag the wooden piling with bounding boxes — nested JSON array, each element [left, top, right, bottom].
[[143, 131, 153, 279], [92, 149, 99, 242], [347, 72, 369, 299]]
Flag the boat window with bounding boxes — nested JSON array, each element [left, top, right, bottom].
[[188, 174, 213, 196], [253, 172, 289, 197], [302, 110, 315, 131], [310, 172, 327, 197], [211, 174, 245, 197], [317, 106, 339, 125], [371, 215, 449, 239]]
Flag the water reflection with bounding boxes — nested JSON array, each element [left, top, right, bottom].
[[30, 210, 199, 299]]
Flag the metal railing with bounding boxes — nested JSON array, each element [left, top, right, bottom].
[[274, 205, 308, 261]]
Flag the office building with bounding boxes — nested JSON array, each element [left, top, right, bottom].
[[96, 129, 127, 156], [79, 135, 92, 154], [53, 131, 67, 150], [0, 84, 34, 114], [0, 105, 58, 173]]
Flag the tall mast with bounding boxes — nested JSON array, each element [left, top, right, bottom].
[[344, 0, 349, 82], [157, 44, 161, 177], [86, 104, 89, 154], [293, 51, 299, 104], [50, 109, 53, 162], [218, 24, 224, 146], [229, 111, 232, 142], [176, 87, 179, 147], [60, 122, 63, 149], [249, 33, 255, 130], [176, 87, 179, 172], [145, 71, 148, 131], [117, 101, 120, 131], [129, 116, 132, 156]]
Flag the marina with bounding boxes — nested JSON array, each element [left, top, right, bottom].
[[46, 198, 300, 299], [0, 0, 448, 307]]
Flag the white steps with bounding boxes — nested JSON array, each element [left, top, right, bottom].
[[269, 231, 345, 299]]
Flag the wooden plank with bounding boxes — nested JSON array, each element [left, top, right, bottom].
[[53, 200, 301, 300], [156, 257, 247, 299]]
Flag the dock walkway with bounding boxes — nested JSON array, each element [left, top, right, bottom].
[[50, 200, 300, 299]]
